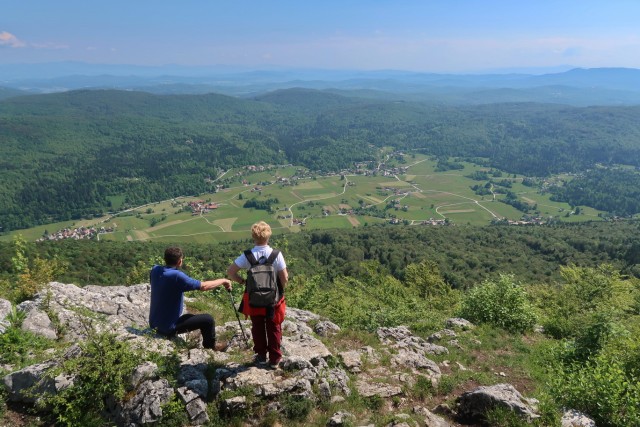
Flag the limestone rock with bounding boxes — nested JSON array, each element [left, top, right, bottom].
[[282, 332, 331, 362], [221, 396, 247, 416], [356, 377, 402, 398], [327, 411, 354, 426], [185, 397, 209, 425], [318, 378, 332, 400], [18, 282, 152, 341], [325, 367, 351, 396], [339, 350, 363, 373], [456, 383, 540, 422], [314, 320, 341, 337], [17, 300, 57, 340], [413, 406, 454, 427], [0, 299, 12, 334], [445, 318, 474, 331], [3, 361, 57, 403], [427, 329, 457, 343], [377, 326, 448, 356], [113, 378, 175, 426], [561, 409, 596, 427], [130, 361, 158, 388], [391, 349, 441, 381]]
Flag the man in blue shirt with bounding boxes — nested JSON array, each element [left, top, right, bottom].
[[150, 247, 231, 350]]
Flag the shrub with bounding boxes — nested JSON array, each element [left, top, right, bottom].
[[38, 327, 141, 426], [0, 307, 53, 369], [281, 395, 314, 421], [550, 350, 640, 427], [459, 274, 537, 333]]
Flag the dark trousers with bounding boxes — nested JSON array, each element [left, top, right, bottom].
[[174, 313, 216, 349], [251, 315, 282, 364]]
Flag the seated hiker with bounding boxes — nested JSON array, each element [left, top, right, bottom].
[[149, 246, 231, 350], [227, 221, 288, 369]]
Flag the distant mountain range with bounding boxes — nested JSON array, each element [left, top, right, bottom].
[[1, 62, 640, 106]]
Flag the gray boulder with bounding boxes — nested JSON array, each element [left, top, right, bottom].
[[17, 282, 151, 341], [314, 320, 341, 337], [456, 383, 540, 422], [391, 349, 441, 382], [413, 406, 454, 427], [561, 409, 596, 427], [0, 299, 12, 334], [445, 318, 474, 331], [377, 326, 448, 355], [327, 411, 354, 426], [113, 378, 175, 426]]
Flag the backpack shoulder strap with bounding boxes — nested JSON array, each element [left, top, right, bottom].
[[265, 249, 280, 265], [244, 249, 259, 266]]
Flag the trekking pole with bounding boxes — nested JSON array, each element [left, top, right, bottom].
[[227, 289, 251, 349]]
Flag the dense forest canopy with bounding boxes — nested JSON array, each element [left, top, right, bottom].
[[1, 88, 640, 230], [2, 221, 639, 289]]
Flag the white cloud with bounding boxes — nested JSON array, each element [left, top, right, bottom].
[[0, 31, 26, 48]]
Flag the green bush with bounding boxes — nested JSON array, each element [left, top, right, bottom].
[[550, 350, 640, 427], [281, 395, 314, 421], [459, 274, 537, 333], [38, 327, 141, 426], [0, 308, 53, 369]]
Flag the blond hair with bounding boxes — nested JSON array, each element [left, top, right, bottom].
[[251, 221, 272, 244]]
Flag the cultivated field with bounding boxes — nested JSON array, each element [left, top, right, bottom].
[[3, 154, 609, 243]]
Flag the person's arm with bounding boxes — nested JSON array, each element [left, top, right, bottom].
[[227, 263, 245, 285], [278, 268, 289, 290], [199, 278, 232, 291]]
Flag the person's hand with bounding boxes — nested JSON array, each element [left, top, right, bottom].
[[223, 279, 232, 291]]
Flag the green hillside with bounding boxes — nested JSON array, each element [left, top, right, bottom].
[[2, 88, 640, 231]]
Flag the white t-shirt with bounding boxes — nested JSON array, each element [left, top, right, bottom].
[[234, 245, 287, 272]]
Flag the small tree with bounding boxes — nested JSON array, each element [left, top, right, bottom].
[[459, 274, 536, 333]]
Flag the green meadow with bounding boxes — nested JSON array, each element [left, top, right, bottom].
[[3, 154, 608, 243]]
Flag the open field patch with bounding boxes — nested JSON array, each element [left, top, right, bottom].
[[300, 192, 338, 200], [213, 218, 236, 232], [147, 219, 184, 232], [347, 216, 360, 226], [379, 181, 412, 188], [440, 209, 475, 214], [412, 191, 427, 199], [338, 204, 352, 209], [295, 180, 324, 190], [356, 194, 382, 204], [131, 230, 150, 241]]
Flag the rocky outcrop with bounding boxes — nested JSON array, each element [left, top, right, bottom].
[[19, 282, 152, 341], [561, 409, 596, 427], [456, 383, 540, 423], [1, 283, 508, 426], [0, 298, 12, 334]]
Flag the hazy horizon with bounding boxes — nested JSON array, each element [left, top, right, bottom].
[[3, 1, 640, 74]]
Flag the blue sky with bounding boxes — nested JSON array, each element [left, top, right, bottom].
[[2, 0, 640, 72]]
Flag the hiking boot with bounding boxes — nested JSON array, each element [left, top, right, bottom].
[[213, 341, 229, 352], [268, 359, 281, 370], [254, 354, 267, 367]]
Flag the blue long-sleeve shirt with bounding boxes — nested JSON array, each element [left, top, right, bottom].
[[149, 265, 201, 334]]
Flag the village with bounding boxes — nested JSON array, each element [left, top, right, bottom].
[[37, 225, 115, 242]]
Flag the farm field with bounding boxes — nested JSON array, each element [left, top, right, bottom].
[[3, 154, 610, 243]]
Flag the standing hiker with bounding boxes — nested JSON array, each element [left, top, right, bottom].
[[227, 221, 288, 369], [149, 246, 231, 351]]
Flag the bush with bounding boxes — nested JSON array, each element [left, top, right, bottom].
[[38, 327, 141, 426], [550, 350, 640, 427], [459, 274, 537, 333], [281, 395, 314, 421]]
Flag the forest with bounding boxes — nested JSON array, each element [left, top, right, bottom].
[[2, 220, 639, 289], [1, 89, 640, 231]]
